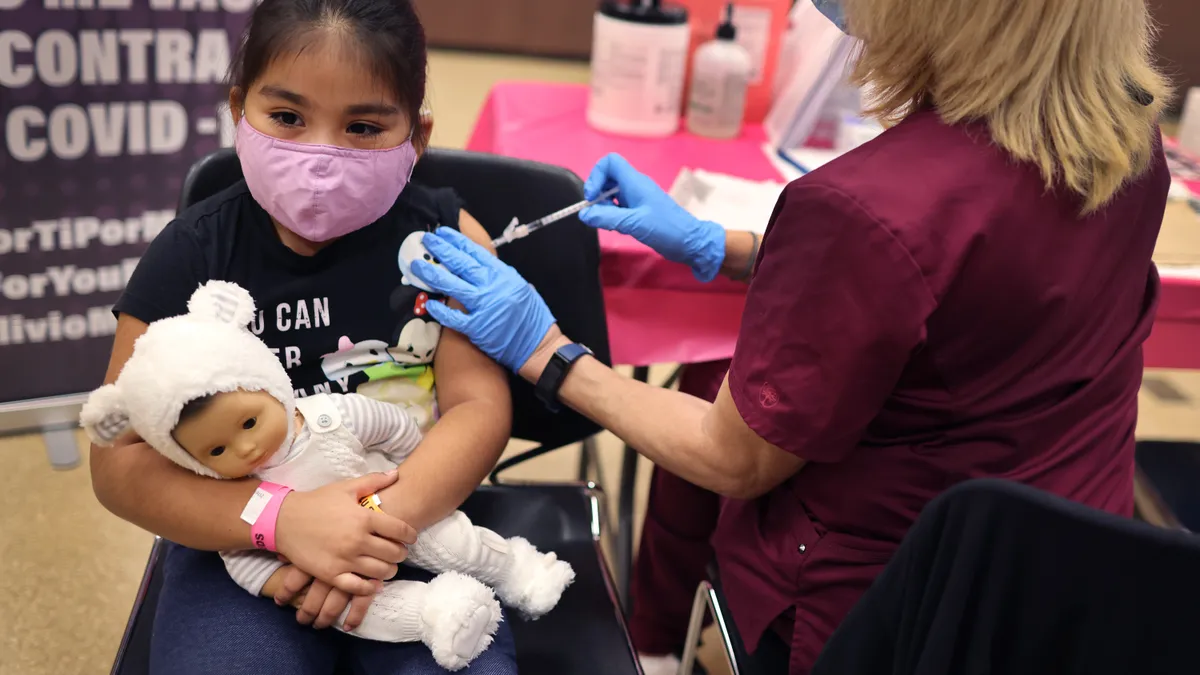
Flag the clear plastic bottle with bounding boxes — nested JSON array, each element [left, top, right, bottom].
[[686, 3, 753, 138], [678, 0, 791, 123]]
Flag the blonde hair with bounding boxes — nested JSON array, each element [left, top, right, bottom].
[[842, 0, 1170, 213]]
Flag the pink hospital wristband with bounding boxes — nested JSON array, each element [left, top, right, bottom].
[[240, 481, 293, 552]]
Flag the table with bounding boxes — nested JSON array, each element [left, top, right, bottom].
[[468, 81, 1200, 371], [1150, 261, 1200, 370], [1151, 198, 1200, 371]]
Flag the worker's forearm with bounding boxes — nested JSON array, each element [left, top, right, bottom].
[[718, 230, 758, 282], [376, 400, 509, 531], [522, 335, 741, 494], [91, 441, 256, 550]]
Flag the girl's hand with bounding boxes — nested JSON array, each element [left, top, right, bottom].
[[412, 227, 557, 372], [273, 471, 417, 596], [275, 568, 380, 632]]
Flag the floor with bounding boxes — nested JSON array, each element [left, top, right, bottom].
[[4, 49, 1200, 675]]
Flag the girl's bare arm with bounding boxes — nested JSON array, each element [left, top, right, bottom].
[[374, 211, 513, 529]]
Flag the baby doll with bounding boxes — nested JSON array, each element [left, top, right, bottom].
[[81, 281, 574, 671]]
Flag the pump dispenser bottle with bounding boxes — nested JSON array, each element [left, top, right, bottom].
[[686, 3, 753, 138]]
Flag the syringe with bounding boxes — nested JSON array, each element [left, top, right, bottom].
[[492, 187, 620, 248]]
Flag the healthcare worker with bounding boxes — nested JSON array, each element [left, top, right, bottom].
[[411, 0, 1172, 671]]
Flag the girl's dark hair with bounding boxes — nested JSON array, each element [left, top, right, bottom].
[[228, 0, 427, 128]]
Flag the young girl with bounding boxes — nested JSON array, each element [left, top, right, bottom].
[[88, 1, 517, 673], [84, 281, 574, 671]]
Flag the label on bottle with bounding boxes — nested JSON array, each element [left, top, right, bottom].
[[719, 70, 751, 126], [732, 6, 773, 85], [688, 59, 750, 136]]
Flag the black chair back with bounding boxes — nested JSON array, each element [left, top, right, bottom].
[[177, 147, 611, 452], [177, 148, 241, 212], [813, 479, 1200, 675]]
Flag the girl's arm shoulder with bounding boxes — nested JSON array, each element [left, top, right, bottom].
[[371, 207, 511, 530], [434, 208, 506, 403], [456, 210, 495, 255]]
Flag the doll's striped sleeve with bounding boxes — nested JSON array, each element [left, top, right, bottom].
[[220, 549, 285, 596], [337, 394, 424, 464]]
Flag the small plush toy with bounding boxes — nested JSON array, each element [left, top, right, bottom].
[[81, 281, 574, 671]]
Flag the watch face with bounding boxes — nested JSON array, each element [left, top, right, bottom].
[[558, 343, 592, 361]]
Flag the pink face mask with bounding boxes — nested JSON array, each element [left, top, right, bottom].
[[236, 118, 418, 242]]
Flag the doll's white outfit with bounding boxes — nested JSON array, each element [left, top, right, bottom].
[[223, 392, 575, 657], [81, 281, 574, 672]]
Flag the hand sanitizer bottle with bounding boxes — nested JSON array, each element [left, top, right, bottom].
[[686, 2, 753, 139]]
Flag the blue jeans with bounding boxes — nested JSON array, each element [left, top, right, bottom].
[[149, 545, 518, 675]]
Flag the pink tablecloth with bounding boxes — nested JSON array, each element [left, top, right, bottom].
[[467, 81, 1200, 370], [1150, 272, 1200, 370]]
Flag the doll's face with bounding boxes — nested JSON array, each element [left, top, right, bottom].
[[173, 390, 289, 478]]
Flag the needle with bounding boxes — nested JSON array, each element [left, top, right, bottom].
[[492, 187, 621, 248]]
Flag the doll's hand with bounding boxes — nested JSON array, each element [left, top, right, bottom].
[[274, 471, 417, 596], [277, 568, 381, 632]]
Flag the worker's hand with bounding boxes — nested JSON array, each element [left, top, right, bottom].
[[410, 227, 557, 372], [274, 471, 416, 596], [580, 153, 726, 282]]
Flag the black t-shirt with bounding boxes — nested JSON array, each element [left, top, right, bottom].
[[115, 180, 462, 426]]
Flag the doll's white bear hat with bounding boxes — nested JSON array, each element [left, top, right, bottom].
[[80, 281, 295, 478]]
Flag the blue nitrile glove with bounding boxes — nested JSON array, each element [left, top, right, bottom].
[[580, 153, 726, 282], [410, 227, 557, 372]]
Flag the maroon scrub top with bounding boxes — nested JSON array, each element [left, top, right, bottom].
[[717, 109, 1170, 674]]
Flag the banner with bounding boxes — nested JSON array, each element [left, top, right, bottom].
[[0, 0, 249, 404]]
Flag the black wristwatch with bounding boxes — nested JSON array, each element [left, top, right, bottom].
[[535, 343, 594, 412]]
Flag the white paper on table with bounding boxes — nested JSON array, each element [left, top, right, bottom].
[[668, 168, 787, 235], [1169, 179, 1195, 202]]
